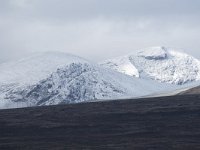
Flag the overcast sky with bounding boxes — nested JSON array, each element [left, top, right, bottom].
[[0, 0, 200, 63]]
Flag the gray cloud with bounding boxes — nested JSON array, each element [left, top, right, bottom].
[[0, 0, 200, 63]]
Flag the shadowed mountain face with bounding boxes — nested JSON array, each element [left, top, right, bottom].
[[0, 95, 200, 150]]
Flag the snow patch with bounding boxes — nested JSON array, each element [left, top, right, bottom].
[[101, 56, 139, 77]]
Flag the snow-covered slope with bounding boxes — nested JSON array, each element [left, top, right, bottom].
[[100, 46, 200, 85], [0, 52, 173, 109]]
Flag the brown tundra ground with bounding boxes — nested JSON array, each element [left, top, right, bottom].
[[0, 95, 200, 150]]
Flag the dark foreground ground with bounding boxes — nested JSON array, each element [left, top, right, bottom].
[[0, 95, 200, 150], [179, 86, 200, 95]]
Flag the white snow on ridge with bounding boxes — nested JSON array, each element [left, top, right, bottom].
[[0, 51, 88, 86], [102, 56, 139, 77], [0, 51, 176, 109], [100, 46, 200, 85]]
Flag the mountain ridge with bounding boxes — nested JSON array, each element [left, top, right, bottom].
[[100, 46, 200, 85], [0, 51, 175, 109]]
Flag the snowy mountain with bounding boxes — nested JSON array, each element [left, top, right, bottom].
[[100, 46, 200, 85], [0, 52, 173, 109]]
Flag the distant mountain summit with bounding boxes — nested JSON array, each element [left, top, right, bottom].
[[100, 46, 200, 85], [0, 52, 171, 109], [1, 48, 199, 109]]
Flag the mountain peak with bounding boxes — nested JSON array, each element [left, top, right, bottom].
[[100, 47, 200, 85], [137, 46, 168, 60], [0, 51, 172, 109]]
